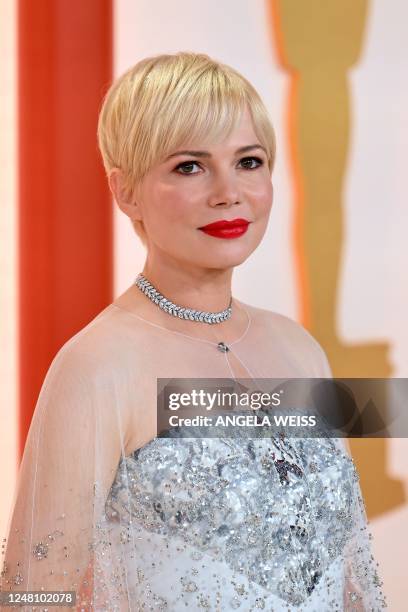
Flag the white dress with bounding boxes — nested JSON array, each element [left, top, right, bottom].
[[1, 300, 387, 611]]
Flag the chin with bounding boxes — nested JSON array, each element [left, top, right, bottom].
[[165, 234, 260, 269], [193, 247, 255, 270]]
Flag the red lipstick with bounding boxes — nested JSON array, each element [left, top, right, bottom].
[[198, 218, 250, 239]]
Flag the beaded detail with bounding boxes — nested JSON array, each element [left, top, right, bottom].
[[101, 424, 387, 610], [135, 273, 232, 324]]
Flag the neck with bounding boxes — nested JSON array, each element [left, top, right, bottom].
[[142, 259, 233, 314]]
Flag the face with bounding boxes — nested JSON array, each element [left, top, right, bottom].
[[130, 106, 273, 270]]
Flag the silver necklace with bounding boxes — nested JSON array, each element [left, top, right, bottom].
[[135, 273, 232, 325], [134, 273, 233, 352]]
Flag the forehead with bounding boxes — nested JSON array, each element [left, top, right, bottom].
[[221, 107, 258, 142], [173, 107, 260, 153]]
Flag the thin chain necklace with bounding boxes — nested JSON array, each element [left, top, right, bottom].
[[113, 298, 257, 380], [132, 272, 254, 365]]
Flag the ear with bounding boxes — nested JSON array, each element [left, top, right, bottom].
[[108, 168, 143, 222]]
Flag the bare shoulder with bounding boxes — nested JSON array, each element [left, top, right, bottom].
[[236, 299, 310, 336], [235, 299, 332, 377], [48, 303, 143, 383]]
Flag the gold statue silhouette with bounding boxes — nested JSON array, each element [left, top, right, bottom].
[[268, 0, 403, 516]]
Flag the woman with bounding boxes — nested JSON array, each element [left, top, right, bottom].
[[1, 52, 386, 611]]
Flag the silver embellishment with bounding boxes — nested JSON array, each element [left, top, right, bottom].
[[33, 541, 49, 560], [217, 341, 230, 353], [1, 560, 9, 577], [104, 434, 359, 607], [135, 273, 232, 324]]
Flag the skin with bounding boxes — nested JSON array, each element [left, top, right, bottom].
[[110, 105, 273, 343]]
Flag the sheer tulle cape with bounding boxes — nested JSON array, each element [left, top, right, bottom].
[[1, 301, 387, 610]]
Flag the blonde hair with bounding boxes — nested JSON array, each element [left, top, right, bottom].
[[97, 51, 276, 246]]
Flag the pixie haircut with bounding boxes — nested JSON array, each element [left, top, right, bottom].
[[97, 51, 276, 246]]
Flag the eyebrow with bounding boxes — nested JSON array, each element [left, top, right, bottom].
[[164, 144, 267, 161]]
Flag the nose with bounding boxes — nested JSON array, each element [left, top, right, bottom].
[[207, 170, 241, 207]]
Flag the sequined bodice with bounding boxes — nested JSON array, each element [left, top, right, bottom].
[[104, 425, 357, 611]]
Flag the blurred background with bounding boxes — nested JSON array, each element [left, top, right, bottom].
[[1, 0, 407, 607]]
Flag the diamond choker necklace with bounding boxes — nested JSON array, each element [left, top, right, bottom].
[[134, 273, 233, 325]]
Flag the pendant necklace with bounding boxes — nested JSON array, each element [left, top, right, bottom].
[[135, 272, 234, 354]]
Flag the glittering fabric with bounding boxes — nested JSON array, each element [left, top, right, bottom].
[[0, 304, 388, 611], [102, 425, 387, 611]]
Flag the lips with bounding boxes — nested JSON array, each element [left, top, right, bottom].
[[198, 218, 251, 239], [198, 218, 250, 230]]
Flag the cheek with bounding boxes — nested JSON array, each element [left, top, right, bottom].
[[266, 182, 274, 211], [250, 179, 273, 215], [145, 184, 191, 228]]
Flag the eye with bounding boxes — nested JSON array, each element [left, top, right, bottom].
[[239, 156, 264, 169], [174, 156, 264, 175], [174, 161, 201, 175]]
